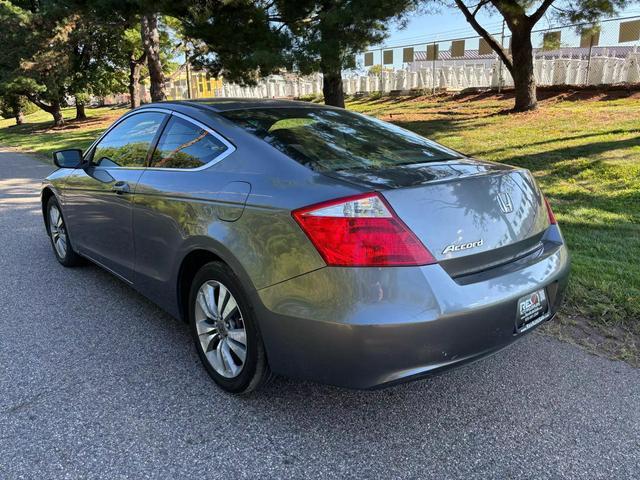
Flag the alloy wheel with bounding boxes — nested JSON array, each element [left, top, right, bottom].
[[194, 280, 247, 378], [49, 205, 67, 259]]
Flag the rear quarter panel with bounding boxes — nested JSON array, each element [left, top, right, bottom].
[[131, 144, 359, 318]]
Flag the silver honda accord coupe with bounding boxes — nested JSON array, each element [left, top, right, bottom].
[[42, 99, 570, 393]]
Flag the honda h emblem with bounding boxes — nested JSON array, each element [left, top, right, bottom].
[[496, 192, 513, 214]]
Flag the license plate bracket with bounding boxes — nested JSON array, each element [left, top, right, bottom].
[[515, 288, 550, 333]]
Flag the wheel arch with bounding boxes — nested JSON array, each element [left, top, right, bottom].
[[41, 186, 56, 228], [176, 249, 223, 323], [175, 243, 257, 324]]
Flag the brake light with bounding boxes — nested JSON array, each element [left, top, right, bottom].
[[292, 192, 436, 267], [544, 197, 557, 225]]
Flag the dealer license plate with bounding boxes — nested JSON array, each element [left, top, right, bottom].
[[515, 288, 550, 333]]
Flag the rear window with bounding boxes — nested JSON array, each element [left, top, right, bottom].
[[221, 107, 459, 171]]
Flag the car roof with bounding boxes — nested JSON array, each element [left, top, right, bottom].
[[143, 98, 332, 113]]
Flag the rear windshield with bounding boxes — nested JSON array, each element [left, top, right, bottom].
[[221, 107, 460, 171]]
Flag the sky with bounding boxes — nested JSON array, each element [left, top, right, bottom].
[[381, 3, 640, 48]]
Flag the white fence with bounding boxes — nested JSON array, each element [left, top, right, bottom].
[[215, 50, 640, 98], [214, 75, 324, 99], [202, 15, 640, 98], [346, 50, 640, 93]]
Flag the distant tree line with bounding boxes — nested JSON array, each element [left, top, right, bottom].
[[0, 0, 181, 126], [0, 0, 631, 127]]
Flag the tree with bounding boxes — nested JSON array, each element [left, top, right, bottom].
[[451, 0, 627, 111], [0, 1, 67, 126], [171, 0, 416, 108], [0, 0, 130, 125], [125, 29, 147, 108], [80, 0, 181, 105], [112, 25, 152, 109], [127, 17, 178, 107], [276, 0, 417, 107], [168, 0, 290, 86], [64, 12, 130, 119], [140, 12, 166, 102], [0, 92, 31, 125]]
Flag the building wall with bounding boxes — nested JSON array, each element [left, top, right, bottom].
[[166, 71, 224, 101]]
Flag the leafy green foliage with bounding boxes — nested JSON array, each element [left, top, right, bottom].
[[94, 143, 150, 167], [276, 0, 416, 75], [164, 0, 291, 85], [0, 0, 182, 122], [558, 0, 628, 23], [163, 0, 417, 106], [0, 1, 61, 104], [0, 94, 37, 119], [65, 15, 131, 99], [0, 0, 134, 122]]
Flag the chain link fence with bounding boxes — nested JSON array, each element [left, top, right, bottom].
[[163, 15, 640, 99], [345, 15, 640, 94]]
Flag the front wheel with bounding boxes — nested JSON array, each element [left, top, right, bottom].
[[46, 196, 83, 267], [189, 262, 271, 394]]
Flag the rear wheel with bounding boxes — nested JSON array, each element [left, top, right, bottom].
[[189, 261, 271, 394], [46, 196, 83, 267]]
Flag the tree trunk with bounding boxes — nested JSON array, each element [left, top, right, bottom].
[[75, 98, 87, 121], [510, 26, 537, 112], [13, 105, 24, 125], [454, 0, 548, 112], [322, 70, 345, 108], [52, 102, 64, 127], [140, 14, 166, 103], [26, 95, 65, 127], [129, 54, 145, 109], [318, 13, 345, 109]]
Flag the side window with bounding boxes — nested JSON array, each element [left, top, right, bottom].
[[149, 116, 229, 169], [92, 112, 165, 168]]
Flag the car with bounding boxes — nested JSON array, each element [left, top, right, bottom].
[[41, 98, 570, 394]]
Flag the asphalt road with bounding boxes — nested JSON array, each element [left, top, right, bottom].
[[1, 150, 639, 480]]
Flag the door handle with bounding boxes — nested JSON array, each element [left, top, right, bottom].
[[112, 181, 131, 194]]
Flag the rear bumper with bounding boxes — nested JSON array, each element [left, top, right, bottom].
[[255, 233, 570, 389]]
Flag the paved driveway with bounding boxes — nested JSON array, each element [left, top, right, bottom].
[[1, 151, 639, 479]]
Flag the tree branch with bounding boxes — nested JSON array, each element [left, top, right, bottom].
[[472, 0, 491, 17], [490, 0, 526, 31], [528, 0, 555, 26], [130, 50, 147, 66], [453, 0, 513, 73], [25, 93, 53, 113]]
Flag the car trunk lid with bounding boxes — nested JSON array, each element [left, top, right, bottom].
[[326, 159, 550, 276]]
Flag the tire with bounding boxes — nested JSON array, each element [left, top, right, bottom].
[[189, 261, 271, 394], [46, 196, 83, 267]]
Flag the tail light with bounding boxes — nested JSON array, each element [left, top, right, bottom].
[[292, 192, 436, 267], [544, 196, 557, 225]]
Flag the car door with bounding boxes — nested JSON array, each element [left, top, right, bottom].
[[63, 111, 168, 282], [132, 113, 239, 315]]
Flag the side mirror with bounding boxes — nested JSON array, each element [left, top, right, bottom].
[[53, 149, 83, 169]]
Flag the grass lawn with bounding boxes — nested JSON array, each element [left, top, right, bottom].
[[0, 105, 128, 158], [1, 93, 638, 364]]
